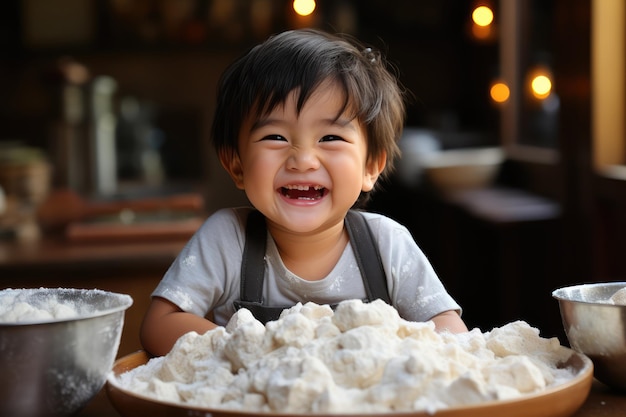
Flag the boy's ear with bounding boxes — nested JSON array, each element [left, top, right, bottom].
[[219, 149, 245, 190], [362, 151, 387, 192]]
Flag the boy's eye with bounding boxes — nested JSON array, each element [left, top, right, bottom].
[[261, 134, 287, 141], [320, 135, 344, 142]]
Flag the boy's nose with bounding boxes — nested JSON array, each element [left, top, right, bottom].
[[286, 147, 321, 171]]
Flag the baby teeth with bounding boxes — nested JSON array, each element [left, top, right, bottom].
[[284, 185, 323, 190]]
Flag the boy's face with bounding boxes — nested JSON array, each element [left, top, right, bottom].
[[221, 81, 385, 235]]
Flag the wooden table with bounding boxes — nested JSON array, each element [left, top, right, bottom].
[[573, 380, 626, 416]]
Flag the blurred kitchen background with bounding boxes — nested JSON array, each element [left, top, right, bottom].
[[0, 0, 623, 365]]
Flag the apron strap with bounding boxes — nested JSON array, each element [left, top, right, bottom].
[[239, 210, 267, 305], [236, 209, 390, 322], [344, 210, 391, 303]]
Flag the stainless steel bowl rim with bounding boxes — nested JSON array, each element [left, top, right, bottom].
[[552, 282, 626, 306], [0, 287, 133, 327]]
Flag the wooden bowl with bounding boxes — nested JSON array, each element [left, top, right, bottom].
[[107, 348, 593, 417]]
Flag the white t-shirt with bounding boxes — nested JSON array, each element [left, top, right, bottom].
[[153, 207, 461, 326]]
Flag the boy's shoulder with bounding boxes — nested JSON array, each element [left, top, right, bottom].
[[211, 206, 255, 219], [357, 210, 404, 227], [356, 210, 412, 240], [203, 206, 255, 231]]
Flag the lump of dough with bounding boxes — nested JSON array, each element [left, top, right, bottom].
[[332, 298, 399, 332], [329, 326, 396, 388], [267, 309, 316, 348], [264, 355, 335, 413], [486, 321, 561, 359], [483, 355, 546, 395], [224, 318, 268, 371]]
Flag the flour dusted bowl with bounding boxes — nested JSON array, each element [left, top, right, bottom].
[[553, 282, 626, 391], [107, 350, 592, 417], [0, 287, 133, 417]]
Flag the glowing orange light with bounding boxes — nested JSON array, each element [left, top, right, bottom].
[[490, 82, 510, 103], [293, 0, 316, 16], [472, 6, 494, 27], [531, 74, 552, 99]]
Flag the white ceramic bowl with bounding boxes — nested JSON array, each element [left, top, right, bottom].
[[422, 147, 504, 191]]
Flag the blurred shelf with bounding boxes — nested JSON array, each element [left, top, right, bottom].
[[0, 235, 187, 272]]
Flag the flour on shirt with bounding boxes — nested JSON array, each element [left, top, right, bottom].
[[400, 258, 414, 275], [160, 287, 195, 311], [181, 255, 197, 268], [327, 274, 345, 294]]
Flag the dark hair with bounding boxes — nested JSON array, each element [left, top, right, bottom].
[[211, 29, 406, 185]]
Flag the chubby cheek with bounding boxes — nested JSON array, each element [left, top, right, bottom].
[[242, 155, 279, 195], [330, 154, 370, 193]]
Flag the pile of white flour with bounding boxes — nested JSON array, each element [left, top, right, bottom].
[[0, 288, 81, 323], [113, 299, 576, 414]]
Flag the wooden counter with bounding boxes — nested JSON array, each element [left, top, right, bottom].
[[573, 380, 626, 416]]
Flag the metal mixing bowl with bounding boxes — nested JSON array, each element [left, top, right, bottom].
[[553, 282, 626, 391], [0, 287, 133, 417]]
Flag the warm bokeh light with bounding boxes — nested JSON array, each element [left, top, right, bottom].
[[472, 6, 494, 27], [531, 74, 552, 99], [471, 24, 492, 40], [490, 81, 510, 103], [293, 0, 316, 16]]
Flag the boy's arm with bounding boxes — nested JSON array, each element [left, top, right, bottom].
[[430, 310, 468, 333], [140, 297, 218, 356]]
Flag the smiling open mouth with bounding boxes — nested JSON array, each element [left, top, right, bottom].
[[280, 185, 328, 200]]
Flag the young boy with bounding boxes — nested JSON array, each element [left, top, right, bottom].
[[141, 29, 467, 356]]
